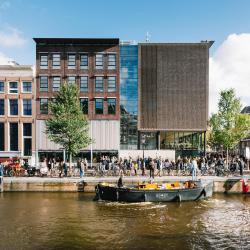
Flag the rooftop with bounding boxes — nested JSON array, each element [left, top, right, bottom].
[[33, 38, 119, 45], [241, 106, 250, 114]]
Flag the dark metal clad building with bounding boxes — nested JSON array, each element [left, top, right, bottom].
[[138, 42, 212, 132]]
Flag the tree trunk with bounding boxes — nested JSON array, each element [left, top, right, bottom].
[[226, 147, 229, 170], [69, 153, 72, 169]]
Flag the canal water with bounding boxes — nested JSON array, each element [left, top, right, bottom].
[[0, 193, 250, 250]]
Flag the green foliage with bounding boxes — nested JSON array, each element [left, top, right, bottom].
[[209, 88, 250, 150], [45, 82, 92, 158]]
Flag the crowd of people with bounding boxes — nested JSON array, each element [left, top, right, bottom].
[[0, 153, 248, 178]]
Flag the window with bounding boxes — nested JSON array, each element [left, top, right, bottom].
[[95, 98, 103, 114], [22, 82, 32, 93], [80, 76, 88, 92], [80, 98, 88, 115], [52, 76, 61, 91], [0, 81, 4, 92], [95, 54, 103, 69], [0, 99, 4, 115], [9, 82, 18, 93], [52, 54, 60, 69], [23, 99, 32, 116], [9, 122, 18, 151], [80, 54, 88, 69], [40, 76, 48, 92], [23, 123, 32, 156], [68, 76, 76, 85], [108, 76, 116, 92], [68, 54, 76, 69], [40, 98, 48, 114], [108, 54, 116, 69], [108, 98, 116, 115], [40, 54, 48, 69], [0, 123, 4, 151], [9, 99, 18, 115], [95, 76, 103, 92]]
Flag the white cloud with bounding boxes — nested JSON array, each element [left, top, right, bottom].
[[209, 33, 250, 114], [0, 26, 26, 47], [0, 51, 15, 65]]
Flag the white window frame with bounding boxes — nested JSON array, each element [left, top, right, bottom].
[[52, 76, 61, 92], [22, 81, 32, 93], [0, 81, 4, 93], [9, 99, 18, 116], [22, 123, 32, 157], [68, 53, 76, 69], [52, 53, 61, 69], [40, 54, 48, 69], [80, 54, 88, 69], [22, 99, 32, 116], [8, 81, 18, 94]]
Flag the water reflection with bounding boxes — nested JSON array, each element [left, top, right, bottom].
[[0, 193, 250, 250]]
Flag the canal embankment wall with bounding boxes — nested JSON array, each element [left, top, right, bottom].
[[1, 176, 249, 194]]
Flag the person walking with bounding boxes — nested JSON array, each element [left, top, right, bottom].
[[81, 159, 85, 178]]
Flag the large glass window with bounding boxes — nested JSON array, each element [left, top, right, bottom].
[[108, 76, 116, 92], [0, 123, 4, 151], [40, 76, 48, 92], [40, 98, 48, 114], [80, 98, 88, 115], [23, 123, 32, 156], [52, 76, 61, 91], [95, 54, 103, 69], [40, 54, 48, 69], [52, 53, 60, 69], [80, 54, 88, 69], [107, 98, 116, 115], [68, 54, 76, 69], [0, 99, 4, 115], [95, 76, 103, 92], [9, 99, 18, 115], [23, 99, 32, 116], [22, 82, 32, 93], [95, 99, 103, 114], [108, 54, 116, 69], [68, 76, 76, 85], [9, 122, 18, 151], [0, 81, 4, 92], [80, 76, 88, 92], [120, 45, 138, 150], [9, 82, 18, 93]]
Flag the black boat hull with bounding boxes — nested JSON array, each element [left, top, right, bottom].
[[95, 181, 213, 202]]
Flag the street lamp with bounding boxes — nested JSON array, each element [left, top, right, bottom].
[[141, 134, 146, 160]]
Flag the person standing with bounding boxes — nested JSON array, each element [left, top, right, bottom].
[[239, 157, 244, 176], [149, 158, 155, 179], [63, 161, 68, 177], [191, 157, 198, 181]]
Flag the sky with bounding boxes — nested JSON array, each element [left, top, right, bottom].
[[0, 0, 250, 113]]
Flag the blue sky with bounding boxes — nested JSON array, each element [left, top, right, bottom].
[[0, 0, 250, 111], [1, 0, 250, 64]]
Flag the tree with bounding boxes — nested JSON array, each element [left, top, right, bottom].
[[209, 88, 250, 166], [45, 82, 92, 168]]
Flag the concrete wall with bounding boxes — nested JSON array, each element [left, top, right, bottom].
[[36, 119, 120, 151], [119, 150, 175, 160]]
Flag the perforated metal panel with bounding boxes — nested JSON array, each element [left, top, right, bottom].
[[138, 43, 210, 131]]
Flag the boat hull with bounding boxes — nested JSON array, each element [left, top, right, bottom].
[[95, 181, 213, 202]]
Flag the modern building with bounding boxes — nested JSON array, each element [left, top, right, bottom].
[[33, 38, 212, 162], [239, 106, 250, 157], [0, 64, 35, 164], [34, 38, 120, 162]]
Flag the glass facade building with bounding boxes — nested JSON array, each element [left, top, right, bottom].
[[120, 45, 138, 149]]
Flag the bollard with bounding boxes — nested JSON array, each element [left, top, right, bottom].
[[0, 176, 3, 192]]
